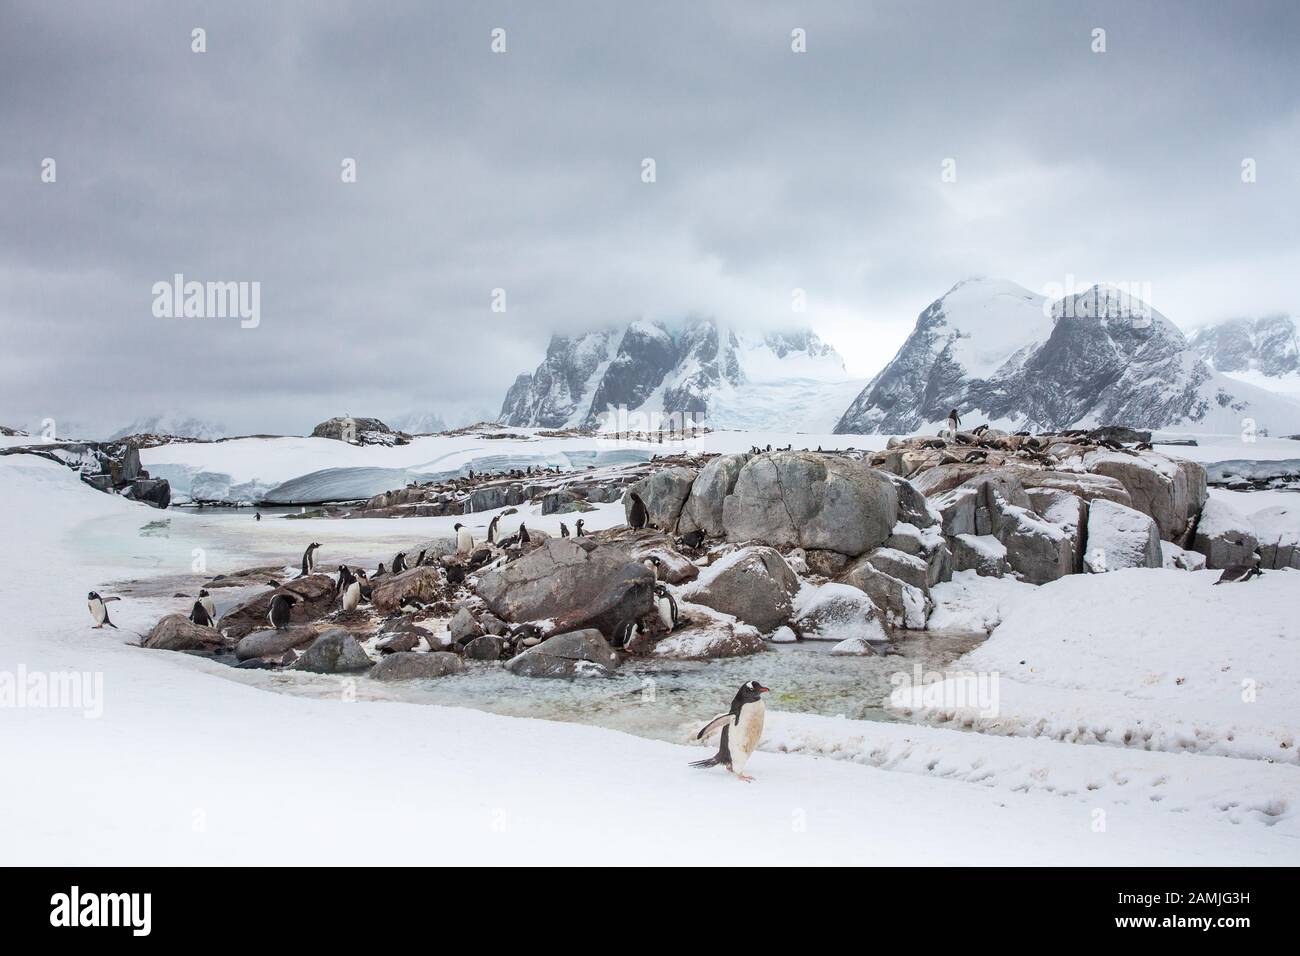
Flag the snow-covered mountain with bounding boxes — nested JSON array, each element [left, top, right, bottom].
[[388, 411, 449, 435], [107, 415, 227, 442], [1188, 314, 1300, 400], [499, 319, 863, 432], [834, 277, 1300, 435]]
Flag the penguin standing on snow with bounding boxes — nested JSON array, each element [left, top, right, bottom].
[[653, 583, 678, 631], [627, 491, 650, 530], [87, 591, 120, 629], [298, 542, 321, 577], [945, 408, 961, 438], [268, 592, 299, 630], [690, 680, 770, 782], [1215, 564, 1263, 584], [453, 522, 473, 554]]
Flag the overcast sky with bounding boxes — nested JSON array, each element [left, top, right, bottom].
[[2, 0, 1298, 437]]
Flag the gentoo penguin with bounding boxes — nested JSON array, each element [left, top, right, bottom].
[[87, 591, 120, 629], [627, 491, 649, 530], [678, 528, 705, 550], [487, 514, 501, 545], [653, 583, 678, 631], [415, 548, 428, 567], [559, 522, 570, 538], [643, 555, 661, 579], [356, 568, 373, 602], [255, 512, 262, 522], [690, 680, 770, 782], [518, 523, 531, 545], [575, 519, 586, 538], [945, 408, 961, 438], [197, 588, 216, 622], [189, 599, 214, 627], [611, 618, 640, 649], [335, 564, 355, 596], [268, 592, 299, 630], [298, 542, 321, 577], [391, 552, 407, 575], [343, 578, 363, 612], [972, 424, 989, 437], [445, 562, 466, 587], [453, 522, 473, 554], [1215, 564, 1264, 585]]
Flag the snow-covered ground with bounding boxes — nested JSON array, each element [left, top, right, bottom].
[[2, 437, 1298, 864]]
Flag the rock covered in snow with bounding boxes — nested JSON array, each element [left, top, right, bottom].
[[1191, 497, 1259, 569], [838, 558, 929, 629], [310, 416, 409, 446], [1084, 499, 1162, 572], [791, 581, 890, 642], [681, 545, 799, 632], [1251, 503, 1300, 570], [1161, 541, 1207, 571]]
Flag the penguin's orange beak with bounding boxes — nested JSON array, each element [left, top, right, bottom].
[[757, 685, 770, 693]]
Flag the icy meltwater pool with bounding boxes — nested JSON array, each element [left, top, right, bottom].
[[91, 505, 985, 743], [230, 630, 985, 743]]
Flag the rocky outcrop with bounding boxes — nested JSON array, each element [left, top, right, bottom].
[[681, 546, 799, 632], [722, 452, 898, 556], [1085, 451, 1205, 542], [505, 629, 620, 678], [1252, 504, 1300, 570], [1084, 499, 1162, 572], [218, 575, 337, 639], [791, 582, 890, 642], [234, 625, 319, 661], [678, 453, 750, 536], [839, 559, 929, 629], [311, 416, 409, 446], [475, 538, 654, 637]]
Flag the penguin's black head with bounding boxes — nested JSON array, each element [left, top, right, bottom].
[[199, 588, 210, 597], [88, 591, 99, 601], [453, 523, 463, 531], [309, 542, 321, 550], [739, 680, 770, 701]]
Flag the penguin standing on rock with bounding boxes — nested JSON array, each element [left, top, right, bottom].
[[643, 555, 661, 579], [487, 515, 501, 545], [575, 519, 586, 538], [197, 589, 216, 622], [189, 600, 214, 627], [454, 522, 473, 554], [87, 591, 120, 629], [628, 491, 649, 530], [391, 552, 407, 575], [298, 542, 321, 577], [690, 680, 770, 782], [945, 408, 961, 439], [653, 583, 678, 631], [559, 522, 570, 538], [518, 523, 531, 546], [268, 592, 299, 630]]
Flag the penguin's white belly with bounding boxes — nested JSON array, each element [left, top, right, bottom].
[[729, 700, 766, 773], [200, 597, 216, 620], [342, 581, 360, 611], [89, 600, 106, 625], [457, 529, 473, 553]]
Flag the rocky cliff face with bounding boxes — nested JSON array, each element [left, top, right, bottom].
[[1189, 314, 1299, 378], [500, 318, 857, 431], [835, 278, 1300, 435]]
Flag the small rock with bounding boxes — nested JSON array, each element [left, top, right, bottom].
[[370, 652, 464, 681]]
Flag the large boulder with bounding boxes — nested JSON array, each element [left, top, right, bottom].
[[505, 629, 620, 678], [626, 539, 699, 585], [370, 566, 443, 614], [678, 454, 750, 537], [722, 452, 898, 556], [1252, 504, 1300, 570], [1084, 499, 1162, 572], [994, 505, 1073, 584], [370, 651, 464, 681], [1012, 468, 1132, 508], [475, 538, 654, 637], [218, 575, 337, 639], [624, 466, 698, 531], [1085, 451, 1203, 542], [857, 547, 930, 592], [950, 534, 1010, 577], [234, 625, 319, 661], [647, 613, 765, 659], [142, 613, 230, 652], [839, 560, 929, 629], [681, 546, 799, 632], [1025, 488, 1087, 573], [1191, 497, 1259, 569], [292, 629, 372, 674], [123, 477, 171, 509]]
